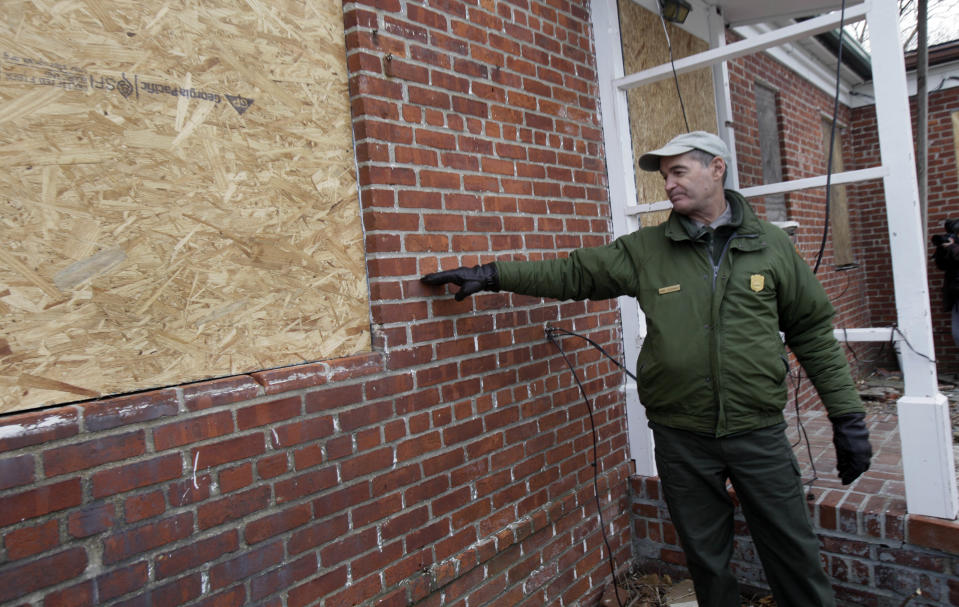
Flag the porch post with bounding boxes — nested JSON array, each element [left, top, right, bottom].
[[866, 0, 958, 519], [590, 0, 656, 476], [707, 3, 739, 190]]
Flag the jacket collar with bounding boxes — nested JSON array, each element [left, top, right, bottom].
[[664, 190, 764, 246]]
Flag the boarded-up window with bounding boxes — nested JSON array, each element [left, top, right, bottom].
[[617, 0, 718, 227], [0, 0, 369, 414], [755, 83, 787, 222], [820, 119, 856, 269]]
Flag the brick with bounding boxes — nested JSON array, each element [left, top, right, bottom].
[[304, 384, 364, 413], [372, 468, 422, 495], [82, 390, 178, 431], [244, 503, 312, 544], [257, 452, 288, 479], [153, 412, 234, 450], [42, 581, 94, 607], [0, 478, 82, 527], [4, 518, 59, 560], [236, 396, 301, 430], [0, 547, 87, 603], [97, 562, 149, 601], [198, 485, 271, 530], [102, 512, 193, 564], [210, 541, 283, 589], [0, 408, 79, 452], [250, 553, 317, 601], [352, 492, 404, 528], [123, 489, 166, 523], [274, 415, 334, 447], [167, 474, 212, 507], [156, 530, 239, 579], [45, 431, 147, 476], [326, 572, 383, 606], [182, 376, 261, 411], [218, 462, 254, 493], [91, 453, 182, 498], [341, 446, 394, 481], [287, 567, 348, 607], [191, 434, 265, 470], [275, 466, 338, 503], [68, 501, 116, 538], [396, 432, 442, 461], [288, 514, 350, 555], [320, 527, 378, 567], [250, 362, 329, 394], [150, 573, 203, 606], [191, 587, 247, 607], [339, 401, 395, 432], [0, 454, 34, 490], [907, 514, 959, 554]]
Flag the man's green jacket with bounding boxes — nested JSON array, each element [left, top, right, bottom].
[[496, 191, 863, 437]]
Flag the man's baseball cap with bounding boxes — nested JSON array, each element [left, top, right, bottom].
[[638, 131, 731, 172]]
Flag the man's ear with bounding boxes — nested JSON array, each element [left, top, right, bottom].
[[710, 156, 726, 181]]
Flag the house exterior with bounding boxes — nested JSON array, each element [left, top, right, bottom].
[[0, 1, 956, 606]]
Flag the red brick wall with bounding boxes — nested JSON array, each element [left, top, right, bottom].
[[0, 1, 633, 605], [631, 476, 959, 605], [727, 40, 877, 400], [849, 86, 959, 373]]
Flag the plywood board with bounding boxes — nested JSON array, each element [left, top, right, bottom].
[[618, 0, 718, 210], [0, 0, 369, 413]]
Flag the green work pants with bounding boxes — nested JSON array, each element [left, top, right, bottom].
[[651, 422, 835, 607]]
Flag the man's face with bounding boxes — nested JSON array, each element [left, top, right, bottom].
[[659, 152, 726, 223]]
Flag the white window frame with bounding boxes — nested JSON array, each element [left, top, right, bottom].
[[590, 0, 958, 519]]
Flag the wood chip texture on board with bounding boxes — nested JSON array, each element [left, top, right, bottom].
[[0, 0, 369, 413]]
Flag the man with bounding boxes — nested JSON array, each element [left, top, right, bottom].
[[421, 131, 871, 607], [932, 218, 959, 347]]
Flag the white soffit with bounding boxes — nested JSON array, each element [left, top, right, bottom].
[[627, 0, 852, 38], [716, 0, 848, 27]]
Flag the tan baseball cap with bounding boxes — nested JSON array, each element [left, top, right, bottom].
[[638, 131, 731, 172]]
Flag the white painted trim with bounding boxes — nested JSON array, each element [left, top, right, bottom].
[[614, 4, 868, 91], [867, 0, 958, 519], [624, 200, 673, 217], [591, 0, 656, 477], [709, 3, 740, 191], [848, 61, 959, 108], [897, 394, 959, 520], [626, 166, 888, 215], [832, 327, 900, 342], [737, 166, 887, 198]]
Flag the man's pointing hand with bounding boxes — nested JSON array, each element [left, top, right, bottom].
[[420, 263, 499, 301]]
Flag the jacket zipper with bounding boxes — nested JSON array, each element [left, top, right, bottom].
[[705, 231, 760, 435]]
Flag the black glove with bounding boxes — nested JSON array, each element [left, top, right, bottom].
[[831, 412, 872, 485], [420, 263, 499, 301]]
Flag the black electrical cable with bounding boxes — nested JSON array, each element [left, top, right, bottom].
[[787, 362, 820, 495], [813, 0, 848, 275], [545, 324, 626, 607], [658, 9, 691, 133], [547, 325, 637, 382]]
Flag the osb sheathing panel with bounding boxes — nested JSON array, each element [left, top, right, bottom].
[[618, 0, 718, 226], [0, 0, 369, 413]]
